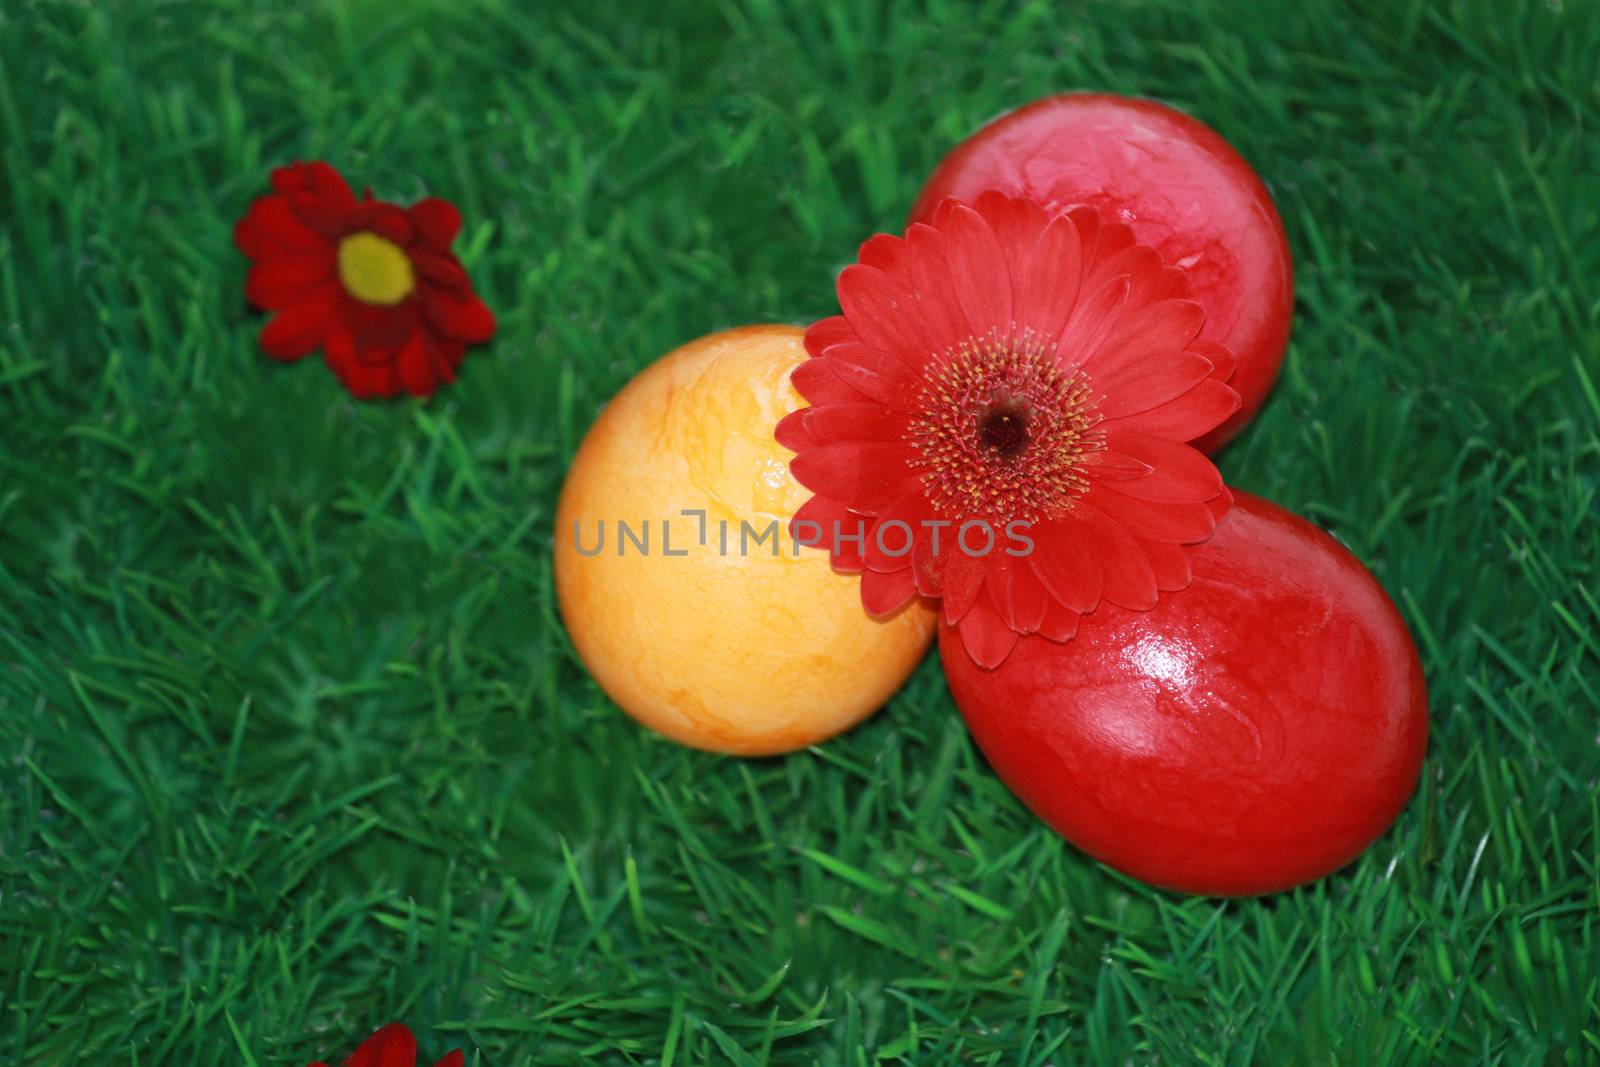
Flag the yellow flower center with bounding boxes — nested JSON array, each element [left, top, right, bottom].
[[337, 232, 414, 306]]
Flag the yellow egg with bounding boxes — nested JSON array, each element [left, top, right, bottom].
[[554, 325, 936, 755]]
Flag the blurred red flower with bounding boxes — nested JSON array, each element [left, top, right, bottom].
[[780, 193, 1239, 669], [235, 161, 495, 398], [309, 1021, 462, 1067]]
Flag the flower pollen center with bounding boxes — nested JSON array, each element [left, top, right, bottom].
[[337, 232, 415, 306], [906, 330, 1101, 524], [976, 397, 1031, 460]]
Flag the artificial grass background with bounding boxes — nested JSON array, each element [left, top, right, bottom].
[[2, 0, 1598, 1062]]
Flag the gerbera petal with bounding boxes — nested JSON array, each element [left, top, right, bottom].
[[857, 232, 909, 275], [1028, 520, 1103, 613], [1015, 211, 1084, 342], [1094, 244, 1167, 308], [937, 204, 1013, 332], [860, 565, 919, 617], [344, 1023, 416, 1067], [1190, 338, 1236, 382], [790, 358, 879, 405], [904, 223, 977, 344], [970, 190, 1050, 263], [1098, 435, 1224, 503], [821, 342, 919, 386], [1081, 299, 1206, 381], [838, 265, 943, 363], [1207, 486, 1235, 523], [1102, 378, 1240, 441], [984, 552, 1016, 628], [245, 252, 334, 309], [1010, 563, 1051, 634], [434, 1052, 466, 1067], [941, 550, 985, 625], [1094, 351, 1215, 420], [956, 593, 1021, 670], [1038, 600, 1081, 643], [804, 315, 856, 358], [257, 282, 342, 360], [802, 402, 899, 444], [409, 196, 463, 249], [1054, 275, 1128, 368], [774, 408, 814, 453], [1078, 503, 1158, 611], [1091, 486, 1218, 543], [1139, 539, 1192, 592], [788, 442, 913, 505], [790, 495, 853, 563]]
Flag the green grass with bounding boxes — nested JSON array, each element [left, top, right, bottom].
[[2, 0, 1598, 1062]]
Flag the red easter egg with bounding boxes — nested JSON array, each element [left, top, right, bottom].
[[940, 492, 1427, 896], [910, 93, 1293, 452]]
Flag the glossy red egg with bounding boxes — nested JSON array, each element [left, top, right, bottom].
[[910, 93, 1293, 452], [940, 493, 1427, 896]]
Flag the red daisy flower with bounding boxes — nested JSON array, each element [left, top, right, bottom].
[[235, 161, 496, 398], [779, 192, 1240, 669], [309, 1021, 463, 1067]]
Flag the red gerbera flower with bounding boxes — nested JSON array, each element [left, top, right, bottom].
[[779, 192, 1240, 669], [235, 161, 496, 398], [309, 1021, 463, 1067]]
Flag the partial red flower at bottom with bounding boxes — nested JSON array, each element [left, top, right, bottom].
[[779, 192, 1240, 669], [235, 161, 496, 399], [309, 1022, 463, 1067]]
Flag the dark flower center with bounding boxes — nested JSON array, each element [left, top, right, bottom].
[[976, 397, 1031, 460], [906, 330, 1102, 524]]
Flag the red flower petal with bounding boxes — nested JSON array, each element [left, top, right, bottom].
[[1093, 350, 1215, 420], [1098, 435, 1223, 504], [245, 252, 334, 309], [410, 248, 471, 290], [1102, 378, 1240, 441], [1091, 487, 1217, 543], [433, 1053, 465, 1067], [803, 315, 856, 358], [774, 408, 813, 453], [271, 161, 355, 203], [1139, 539, 1192, 591], [421, 286, 496, 343], [956, 592, 1021, 670], [343, 1023, 416, 1067], [1014, 211, 1084, 342], [397, 332, 440, 397], [794, 356, 895, 405], [1077, 504, 1158, 610], [325, 324, 399, 398], [861, 566, 919, 617], [235, 195, 327, 259], [1037, 599, 1081, 643], [936, 203, 1013, 332], [258, 282, 343, 360], [409, 197, 463, 249], [837, 265, 944, 363], [1010, 562, 1051, 634], [941, 550, 985, 625], [1027, 520, 1103, 613], [1191, 338, 1236, 382], [1081, 298, 1205, 380], [789, 441, 912, 504], [802, 402, 899, 444]]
